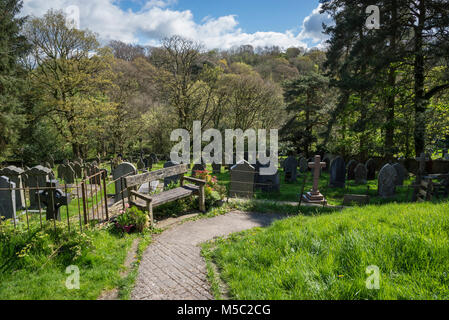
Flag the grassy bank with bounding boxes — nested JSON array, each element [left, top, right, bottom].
[[204, 201, 449, 300]]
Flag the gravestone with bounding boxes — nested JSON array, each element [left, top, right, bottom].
[[392, 163, 407, 186], [212, 163, 222, 174], [365, 159, 376, 180], [23, 166, 52, 210], [137, 158, 145, 170], [322, 154, 333, 172], [191, 163, 206, 177], [0, 166, 26, 209], [329, 156, 346, 188], [163, 161, 182, 186], [229, 160, 255, 198], [283, 156, 298, 183], [302, 155, 327, 204], [298, 157, 308, 173], [150, 153, 159, 164], [59, 164, 75, 184], [378, 164, 397, 198], [255, 161, 280, 193], [44, 162, 52, 170], [113, 162, 137, 202], [346, 160, 358, 181], [37, 180, 70, 221], [0, 176, 16, 220], [354, 163, 368, 185], [73, 161, 83, 179], [63, 159, 70, 166]]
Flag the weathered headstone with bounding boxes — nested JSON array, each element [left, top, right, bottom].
[[283, 156, 298, 183], [23, 166, 52, 210], [346, 160, 358, 181], [0, 176, 16, 220], [0, 166, 26, 209], [113, 162, 137, 202], [137, 158, 145, 170], [322, 154, 334, 172], [298, 157, 308, 173], [329, 156, 346, 188], [150, 153, 159, 164], [73, 161, 83, 179], [229, 160, 255, 198], [302, 155, 327, 204], [354, 163, 368, 185], [378, 164, 397, 198], [365, 159, 376, 180], [59, 164, 75, 184], [163, 161, 182, 186], [392, 163, 407, 186]]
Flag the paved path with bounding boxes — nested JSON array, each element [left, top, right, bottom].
[[131, 211, 284, 300]]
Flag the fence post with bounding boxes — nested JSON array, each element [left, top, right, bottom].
[[102, 170, 109, 220], [81, 181, 88, 225]]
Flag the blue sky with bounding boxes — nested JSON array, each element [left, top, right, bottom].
[[22, 0, 332, 49]]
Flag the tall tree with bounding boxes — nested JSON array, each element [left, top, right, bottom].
[[0, 0, 30, 161]]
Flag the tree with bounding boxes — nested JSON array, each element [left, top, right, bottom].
[[0, 0, 30, 161], [24, 10, 114, 157]]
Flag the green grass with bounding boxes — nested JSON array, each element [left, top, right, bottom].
[[205, 201, 449, 300], [0, 227, 148, 300], [211, 165, 414, 206]]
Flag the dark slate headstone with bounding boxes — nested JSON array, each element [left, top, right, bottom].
[[255, 161, 280, 193], [163, 161, 182, 186], [378, 164, 397, 198], [150, 153, 159, 164], [113, 162, 137, 202], [354, 163, 368, 185], [212, 163, 222, 174], [23, 166, 52, 210], [229, 160, 255, 198], [60, 164, 75, 184], [0, 166, 25, 209], [365, 159, 376, 180], [0, 176, 16, 220], [329, 156, 346, 188], [392, 163, 407, 186], [37, 180, 70, 221], [346, 160, 358, 181], [137, 158, 145, 170], [73, 161, 83, 179], [283, 156, 298, 183]]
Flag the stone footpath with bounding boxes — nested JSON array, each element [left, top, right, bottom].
[[131, 211, 284, 300]]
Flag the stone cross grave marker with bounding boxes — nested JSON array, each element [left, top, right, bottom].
[[302, 155, 327, 204], [0, 166, 26, 209], [0, 176, 16, 220], [37, 180, 70, 221], [229, 160, 255, 198]]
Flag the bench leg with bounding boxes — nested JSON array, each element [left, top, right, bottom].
[[199, 185, 206, 213], [147, 202, 154, 227]]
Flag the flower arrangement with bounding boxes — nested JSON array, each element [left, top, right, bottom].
[[114, 204, 150, 234], [193, 170, 226, 208]]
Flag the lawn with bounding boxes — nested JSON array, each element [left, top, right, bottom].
[[203, 201, 449, 300], [211, 164, 414, 206]]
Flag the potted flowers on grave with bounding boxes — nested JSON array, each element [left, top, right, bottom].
[[113, 204, 150, 234]]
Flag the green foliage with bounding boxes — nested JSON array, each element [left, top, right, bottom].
[[113, 206, 150, 234], [207, 202, 449, 300]]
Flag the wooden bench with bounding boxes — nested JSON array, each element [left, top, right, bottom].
[[124, 164, 206, 225]]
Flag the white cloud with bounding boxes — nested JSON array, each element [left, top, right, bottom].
[[21, 1, 331, 50], [298, 4, 333, 48]]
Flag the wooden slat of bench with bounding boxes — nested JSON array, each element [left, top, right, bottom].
[[131, 184, 199, 208], [125, 164, 188, 188]]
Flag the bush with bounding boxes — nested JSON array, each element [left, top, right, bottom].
[[194, 170, 226, 209], [113, 205, 150, 234]]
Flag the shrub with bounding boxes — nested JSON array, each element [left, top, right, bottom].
[[194, 170, 226, 209], [113, 205, 150, 234]]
